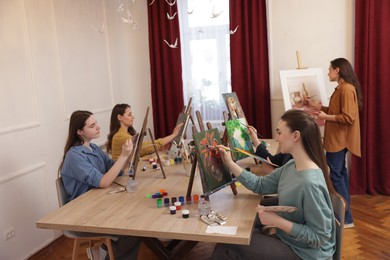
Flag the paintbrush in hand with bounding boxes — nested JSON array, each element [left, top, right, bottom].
[[205, 144, 231, 151], [239, 121, 263, 138]]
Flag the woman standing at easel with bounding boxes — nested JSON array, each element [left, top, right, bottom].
[[306, 57, 362, 228], [106, 103, 183, 160]]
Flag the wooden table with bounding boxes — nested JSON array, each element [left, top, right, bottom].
[[36, 161, 260, 258]]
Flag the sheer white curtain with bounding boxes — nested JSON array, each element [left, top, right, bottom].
[[177, 0, 231, 129]]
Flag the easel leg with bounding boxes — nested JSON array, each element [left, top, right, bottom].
[[186, 154, 197, 197], [148, 128, 166, 179], [230, 182, 238, 195]]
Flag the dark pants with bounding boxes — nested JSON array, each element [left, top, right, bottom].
[[261, 196, 279, 206], [211, 230, 300, 260], [102, 235, 141, 260], [326, 148, 353, 224]]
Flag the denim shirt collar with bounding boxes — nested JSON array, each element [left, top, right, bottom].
[[73, 143, 98, 155]]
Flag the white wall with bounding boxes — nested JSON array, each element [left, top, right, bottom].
[[267, 0, 354, 135], [0, 0, 152, 259], [0, 0, 354, 259]]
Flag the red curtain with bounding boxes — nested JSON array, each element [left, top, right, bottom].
[[229, 0, 272, 138], [147, 1, 184, 138], [351, 0, 390, 195]]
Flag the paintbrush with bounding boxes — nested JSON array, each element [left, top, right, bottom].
[[205, 144, 231, 151], [207, 145, 280, 167], [113, 181, 126, 188], [239, 121, 263, 138]]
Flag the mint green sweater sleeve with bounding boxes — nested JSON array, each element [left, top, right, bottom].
[[237, 165, 284, 195], [237, 160, 335, 260]]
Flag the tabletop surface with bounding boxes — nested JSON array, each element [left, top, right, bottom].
[[37, 161, 262, 245]]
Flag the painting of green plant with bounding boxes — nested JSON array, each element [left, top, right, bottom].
[[225, 118, 254, 161]]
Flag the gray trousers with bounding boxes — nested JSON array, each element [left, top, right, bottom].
[[102, 235, 141, 260], [211, 230, 300, 260]]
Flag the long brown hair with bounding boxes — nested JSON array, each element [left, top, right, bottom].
[[281, 110, 336, 195], [330, 57, 363, 110], [106, 104, 136, 154], [58, 110, 93, 172]]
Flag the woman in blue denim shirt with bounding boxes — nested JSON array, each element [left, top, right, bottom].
[[59, 110, 141, 260]]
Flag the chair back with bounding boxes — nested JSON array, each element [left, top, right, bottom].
[[56, 176, 69, 207], [55, 176, 116, 259], [330, 193, 346, 260]]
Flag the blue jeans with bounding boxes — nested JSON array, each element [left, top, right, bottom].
[[326, 149, 353, 224]]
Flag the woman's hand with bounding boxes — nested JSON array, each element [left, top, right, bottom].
[[215, 145, 244, 177], [247, 125, 261, 147], [256, 205, 278, 226], [172, 123, 184, 137], [216, 145, 233, 163], [315, 110, 327, 120], [216, 145, 238, 170], [101, 139, 134, 188], [304, 97, 321, 110], [161, 123, 185, 146], [121, 139, 133, 157], [256, 205, 293, 233]]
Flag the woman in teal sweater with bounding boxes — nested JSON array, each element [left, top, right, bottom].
[[212, 110, 336, 260]]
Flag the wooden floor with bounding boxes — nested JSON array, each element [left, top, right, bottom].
[[29, 195, 390, 260]]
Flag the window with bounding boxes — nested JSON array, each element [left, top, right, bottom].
[[178, 0, 231, 128]]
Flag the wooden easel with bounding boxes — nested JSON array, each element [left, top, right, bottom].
[[169, 98, 193, 158], [296, 50, 308, 69], [186, 111, 237, 198], [147, 128, 166, 179], [185, 125, 199, 198], [130, 107, 166, 179], [183, 97, 193, 137]]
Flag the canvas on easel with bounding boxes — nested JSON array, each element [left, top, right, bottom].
[[168, 98, 193, 169], [225, 118, 254, 161], [279, 68, 328, 126], [171, 112, 190, 148], [130, 107, 166, 179], [193, 128, 234, 196], [222, 92, 247, 121], [129, 107, 149, 178]]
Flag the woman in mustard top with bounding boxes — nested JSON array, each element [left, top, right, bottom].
[[306, 58, 362, 227], [106, 104, 182, 160]]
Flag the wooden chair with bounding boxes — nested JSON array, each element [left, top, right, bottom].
[[56, 176, 115, 260], [330, 193, 346, 260]]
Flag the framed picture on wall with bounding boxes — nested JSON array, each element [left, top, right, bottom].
[[279, 68, 328, 125]]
